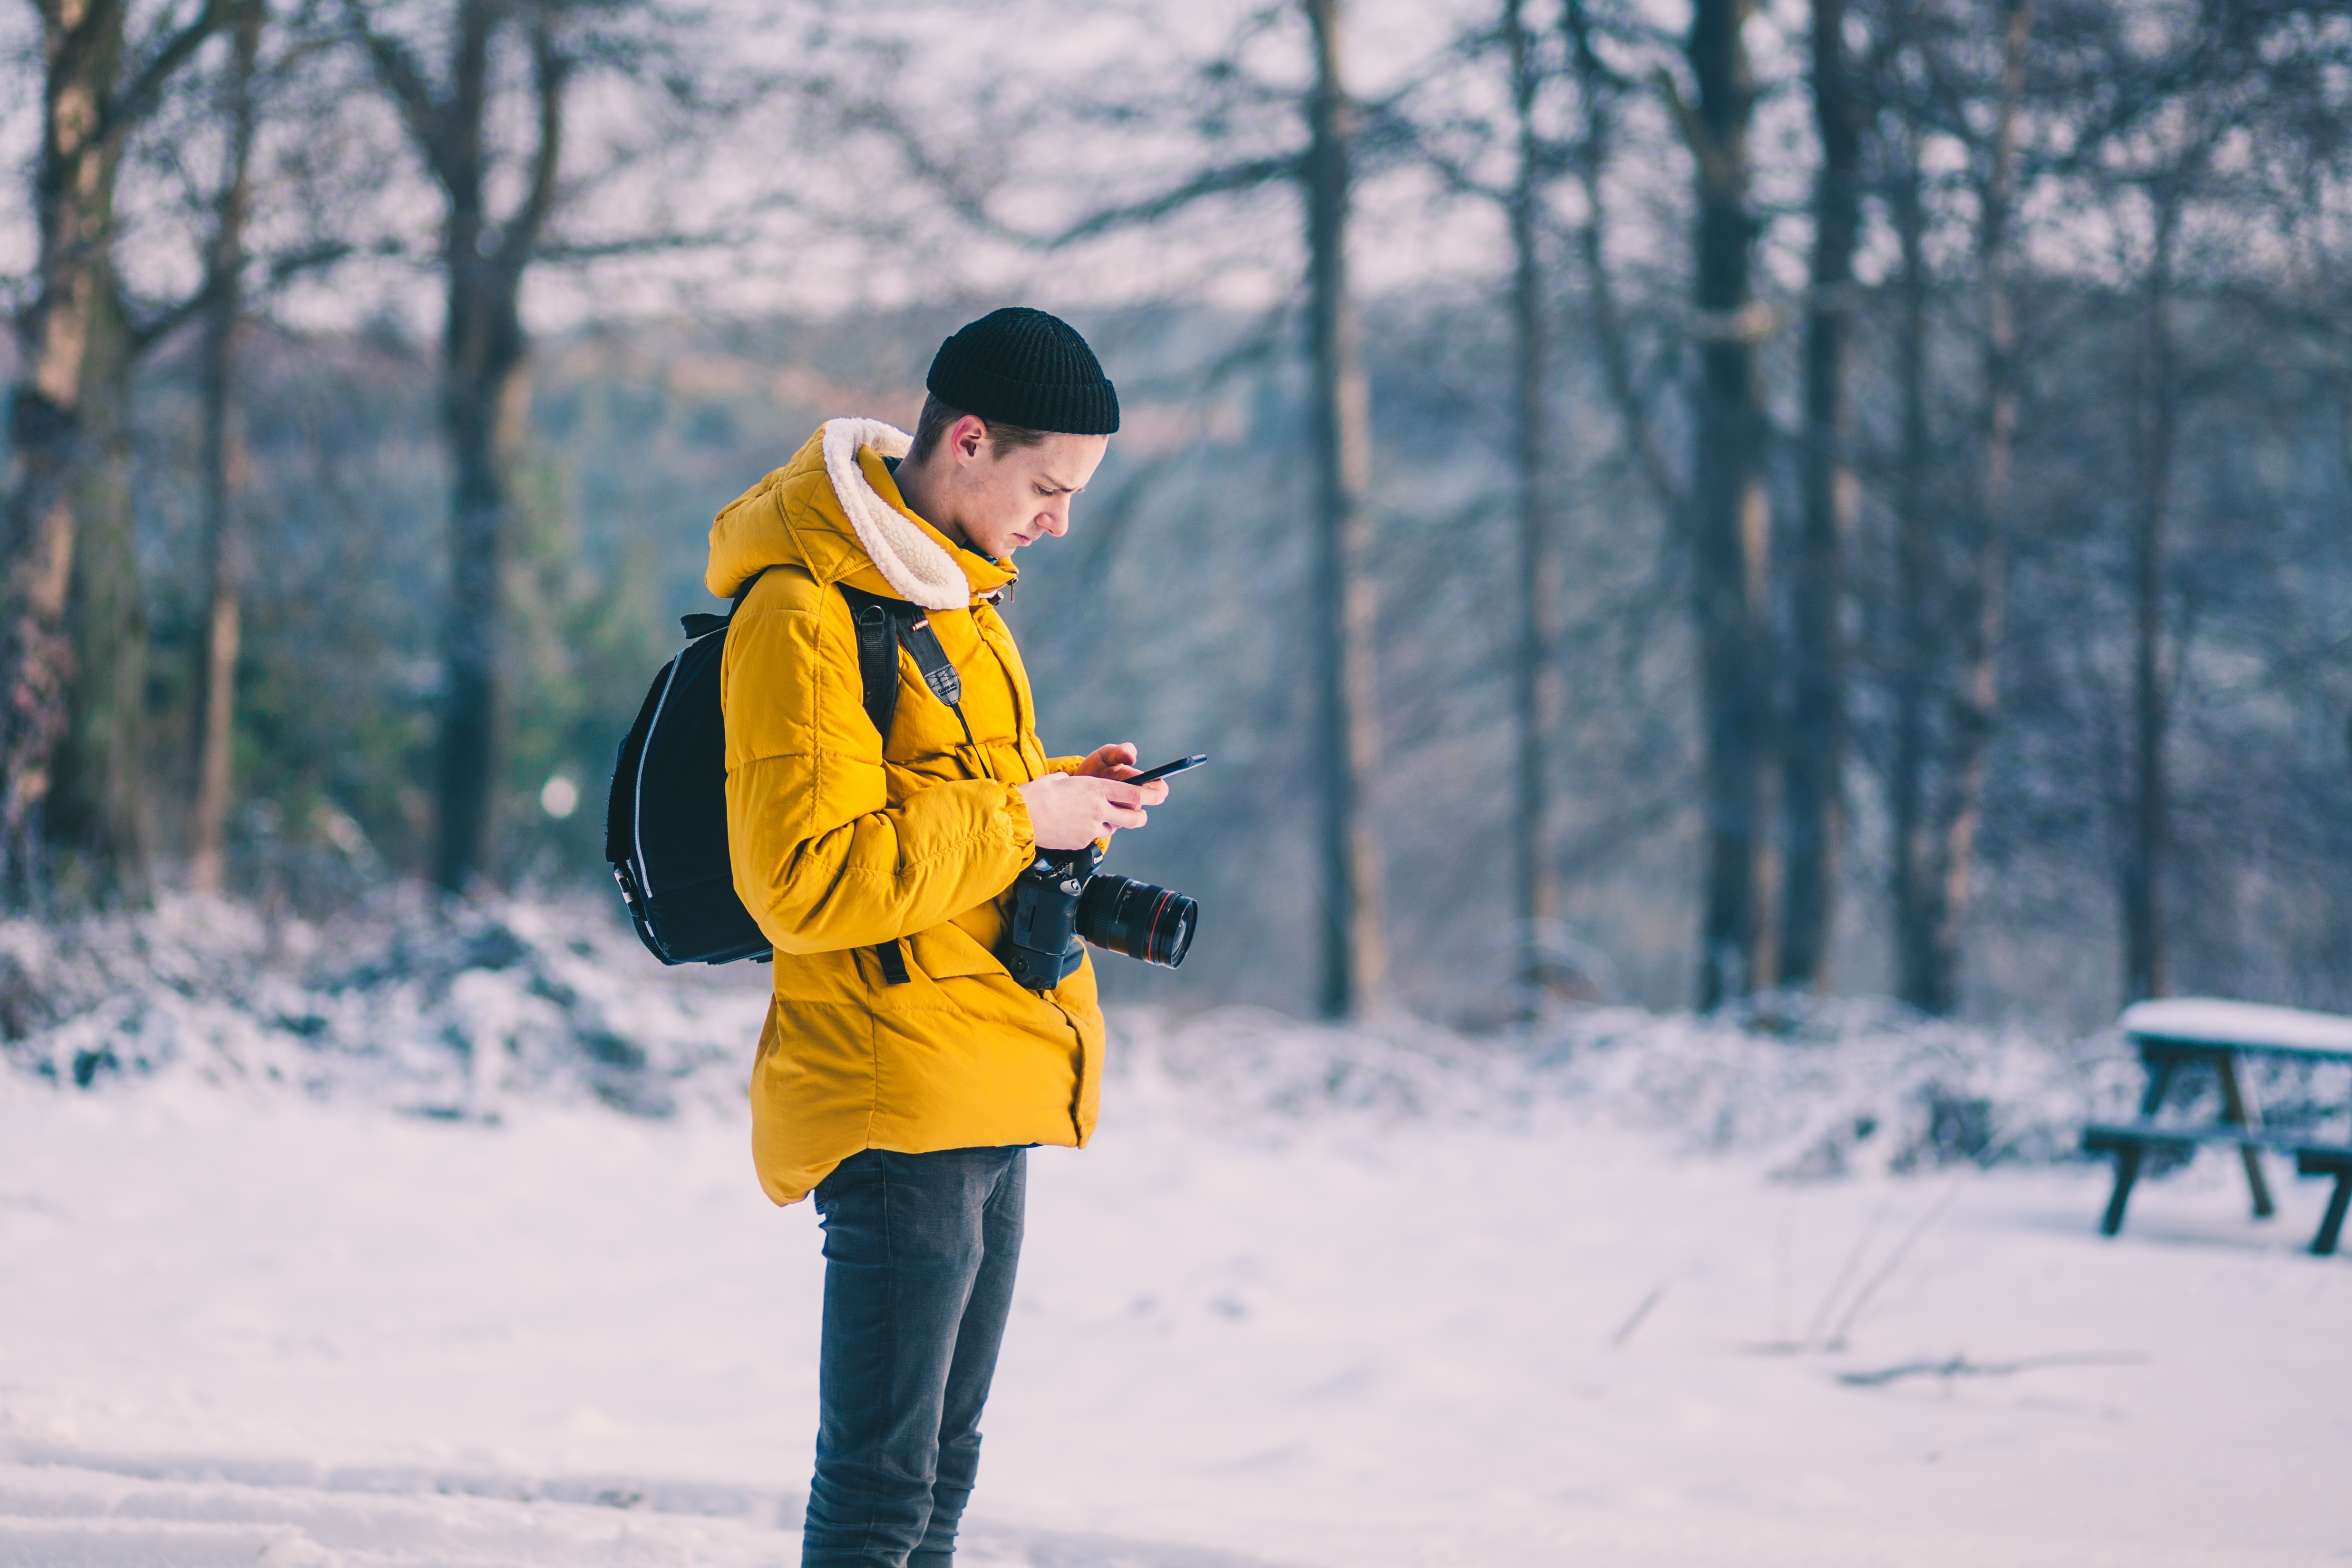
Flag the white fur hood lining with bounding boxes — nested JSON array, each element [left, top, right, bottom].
[[819, 418, 971, 611]]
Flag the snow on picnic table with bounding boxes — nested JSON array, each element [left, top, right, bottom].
[[2120, 995, 2352, 1056], [5, 1043, 2351, 1567]]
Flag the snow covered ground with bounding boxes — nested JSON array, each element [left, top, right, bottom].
[[4, 898, 2351, 1566]]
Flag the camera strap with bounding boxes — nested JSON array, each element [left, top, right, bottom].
[[900, 619, 963, 709]]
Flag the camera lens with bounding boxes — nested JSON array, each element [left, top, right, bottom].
[[1074, 875, 1196, 969]]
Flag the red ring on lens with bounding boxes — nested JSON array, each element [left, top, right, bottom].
[[1145, 889, 1178, 962]]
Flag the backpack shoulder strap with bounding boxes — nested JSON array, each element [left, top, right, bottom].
[[731, 567, 773, 614], [836, 582, 910, 741], [680, 567, 776, 640], [834, 581, 928, 992], [827, 582, 982, 991]]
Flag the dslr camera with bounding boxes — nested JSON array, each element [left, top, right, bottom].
[[1001, 844, 1196, 989]]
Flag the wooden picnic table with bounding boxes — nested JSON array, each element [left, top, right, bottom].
[[2083, 997, 2352, 1256]]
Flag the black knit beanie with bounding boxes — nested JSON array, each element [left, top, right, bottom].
[[925, 307, 1120, 436]]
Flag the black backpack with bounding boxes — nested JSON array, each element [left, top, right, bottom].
[[606, 571, 973, 967]]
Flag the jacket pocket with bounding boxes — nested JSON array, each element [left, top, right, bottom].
[[768, 947, 868, 1003], [909, 921, 1006, 981]]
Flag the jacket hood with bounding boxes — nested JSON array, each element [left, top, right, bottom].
[[706, 418, 1016, 610]]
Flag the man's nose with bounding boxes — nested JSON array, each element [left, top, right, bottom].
[[1039, 504, 1070, 537]]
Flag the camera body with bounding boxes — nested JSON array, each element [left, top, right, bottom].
[[1001, 844, 1197, 990]]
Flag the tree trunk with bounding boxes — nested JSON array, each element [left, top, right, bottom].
[[191, 0, 265, 896], [1779, 0, 1863, 993], [1888, 119, 1943, 1013], [431, 265, 529, 894], [1304, 0, 1387, 1018], [1921, 0, 2034, 1015], [53, 265, 148, 901], [2124, 199, 2178, 1003], [350, 0, 567, 892], [1506, 0, 1557, 1004], [0, 0, 126, 906], [1685, 0, 1774, 1008], [427, 0, 504, 894]]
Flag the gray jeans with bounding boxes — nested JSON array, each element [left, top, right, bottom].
[[802, 1145, 1028, 1568]]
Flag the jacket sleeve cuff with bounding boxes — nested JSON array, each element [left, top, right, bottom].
[[1047, 754, 1086, 776], [1001, 780, 1038, 860]]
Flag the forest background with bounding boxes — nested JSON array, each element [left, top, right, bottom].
[[3, 0, 2350, 1035]]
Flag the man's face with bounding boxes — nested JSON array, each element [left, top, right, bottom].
[[933, 419, 1109, 561]]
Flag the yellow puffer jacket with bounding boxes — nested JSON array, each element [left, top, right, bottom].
[[708, 419, 1104, 1206]]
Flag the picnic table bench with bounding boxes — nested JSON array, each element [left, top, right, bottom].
[[2083, 997, 2352, 1256]]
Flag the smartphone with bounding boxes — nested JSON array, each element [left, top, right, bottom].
[[1126, 753, 1209, 786]]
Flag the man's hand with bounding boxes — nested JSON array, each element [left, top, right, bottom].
[[1072, 742, 1146, 780], [1021, 744, 1170, 851]]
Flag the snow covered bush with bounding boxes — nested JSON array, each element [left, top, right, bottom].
[[1, 893, 2137, 1176], [1109, 991, 2130, 1177], [0, 891, 767, 1118]]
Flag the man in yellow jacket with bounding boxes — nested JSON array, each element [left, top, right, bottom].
[[709, 308, 1166, 1567]]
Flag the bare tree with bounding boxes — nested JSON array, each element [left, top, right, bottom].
[[1399, 0, 1579, 1009], [1779, 0, 1866, 992], [341, 0, 573, 894], [337, 0, 760, 894], [1926, 0, 2032, 1015], [1, 0, 230, 905], [1503, 0, 1559, 1005], [1303, 0, 1388, 1018], [51, 196, 149, 900], [2122, 182, 2181, 1003], [1885, 99, 1941, 1011], [2099, 5, 2292, 1004], [1879, 0, 2033, 1014], [1672, 0, 1774, 1007], [190, 0, 266, 895]]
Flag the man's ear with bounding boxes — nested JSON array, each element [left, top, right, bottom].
[[952, 415, 989, 463]]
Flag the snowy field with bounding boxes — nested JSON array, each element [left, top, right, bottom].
[[4, 899, 2351, 1567]]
